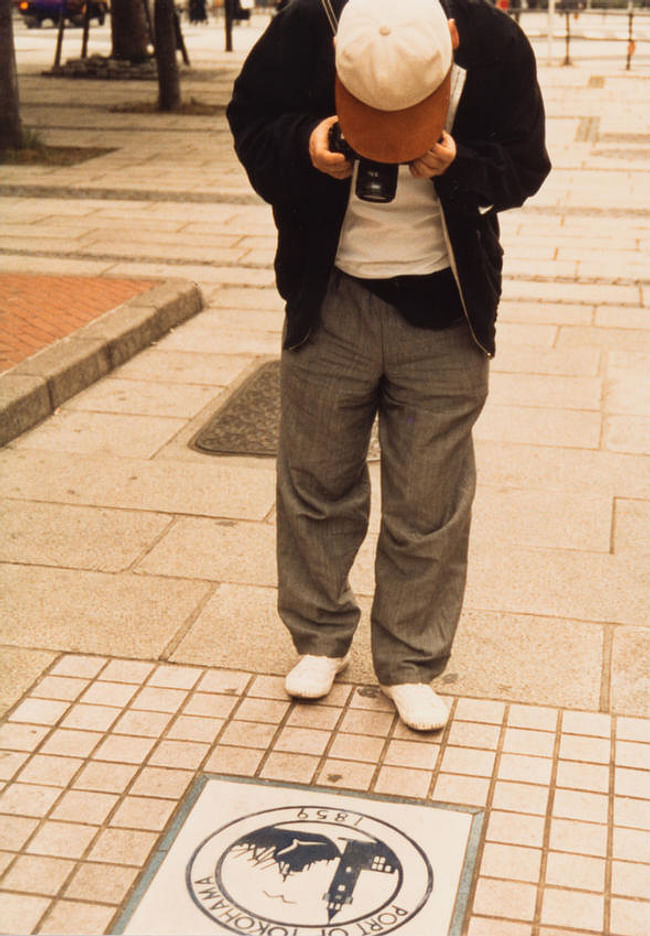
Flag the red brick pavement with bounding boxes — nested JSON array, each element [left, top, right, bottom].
[[0, 274, 158, 373]]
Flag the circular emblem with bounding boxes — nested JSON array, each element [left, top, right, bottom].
[[187, 805, 433, 935]]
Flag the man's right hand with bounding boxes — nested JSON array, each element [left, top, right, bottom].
[[309, 116, 353, 180]]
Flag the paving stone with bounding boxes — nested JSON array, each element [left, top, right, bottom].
[[0, 647, 56, 719], [0, 564, 210, 657], [0, 501, 171, 572]]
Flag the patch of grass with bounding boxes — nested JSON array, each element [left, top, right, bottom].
[[110, 97, 225, 116], [0, 144, 115, 166]]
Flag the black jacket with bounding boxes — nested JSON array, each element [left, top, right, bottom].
[[227, 0, 551, 356]]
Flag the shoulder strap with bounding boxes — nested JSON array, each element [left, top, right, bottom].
[[319, 0, 338, 34]]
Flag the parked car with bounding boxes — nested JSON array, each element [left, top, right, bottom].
[[15, 0, 109, 28]]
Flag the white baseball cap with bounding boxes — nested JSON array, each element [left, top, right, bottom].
[[334, 0, 453, 163]]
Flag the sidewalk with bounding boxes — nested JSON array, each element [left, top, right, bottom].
[[1, 15, 649, 936]]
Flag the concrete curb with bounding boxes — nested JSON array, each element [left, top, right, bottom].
[[0, 278, 204, 447]]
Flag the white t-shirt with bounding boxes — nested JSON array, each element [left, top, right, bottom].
[[334, 65, 467, 281], [335, 165, 450, 278]]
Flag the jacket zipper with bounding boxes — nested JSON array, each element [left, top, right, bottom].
[[439, 203, 492, 358]]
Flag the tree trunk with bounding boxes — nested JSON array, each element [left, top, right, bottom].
[[0, 0, 23, 150], [111, 0, 151, 62], [154, 0, 181, 111]]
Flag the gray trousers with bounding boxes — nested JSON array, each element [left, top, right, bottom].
[[277, 270, 489, 685]]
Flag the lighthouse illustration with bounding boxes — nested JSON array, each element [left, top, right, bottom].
[[229, 824, 401, 923]]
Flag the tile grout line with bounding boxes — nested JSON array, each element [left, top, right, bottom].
[[531, 706, 563, 935]]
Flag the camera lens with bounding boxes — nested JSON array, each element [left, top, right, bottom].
[[356, 160, 399, 203]]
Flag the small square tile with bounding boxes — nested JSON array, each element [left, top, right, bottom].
[[182, 693, 237, 719], [100, 659, 155, 683], [64, 862, 138, 905], [131, 686, 189, 713], [560, 734, 611, 764], [440, 746, 496, 777], [0, 750, 30, 781], [480, 843, 542, 883], [0, 782, 61, 818], [473, 878, 537, 921], [219, 720, 276, 749], [384, 738, 439, 770], [196, 670, 250, 695], [112, 709, 173, 737], [247, 675, 287, 700], [562, 711, 611, 737], [616, 766, 650, 800], [80, 682, 138, 708], [433, 774, 490, 807], [339, 708, 394, 736], [556, 759, 610, 793], [129, 767, 194, 800], [508, 705, 557, 732], [147, 664, 201, 690], [17, 755, 82, 787], [317, 758, 375, 791], [260, 752, 319, 784], [60, 703, 120, 732], [613, 826, 650, 863], [0, 814, 39, 851], [165, 715, 224, 744], [617, 740, 650, 771], [72, 761, 138, 794], [286, 703, 342, 730], [553, 788, 609, 824], [617, 717, 650, 744], [540, 887, 604, 931], [486, 811, 546, 848], [37, 898, 116, 934], [41, 729, 103, 758], [50, 655, 106, 679], [504, 727, 555, 758], [8, 698, 70, 726], [497, 758, 551, 790], [468, 919, 532, 936], [147, 740, 209, 769], [455, 698, 505, 724], [550, 819, 608, 857], [273, 726, 330, 756], [93, 734, 156, 764], [203, 745, 263, 777], [110, 796, 176, 831], [611, 860, 650, 899], [25, 821, 96, 859], [0, 723, 49, 752], [2, 853, 75, 896], [51, 790, 118, 825], [447, 721, 500, 749], [32, 676, 89, 702], [609, 897, 650, 936], [545, 851, 606, 892], [492, 781, 550, 815], [374, 765, 431, 798], [233, 698, 290, 724], [0, 892, 50, 933], [87, 827, 158, 865], [328, 733, 385, 763]]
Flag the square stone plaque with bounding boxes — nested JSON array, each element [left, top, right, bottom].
[[115, 775, 483, 936]]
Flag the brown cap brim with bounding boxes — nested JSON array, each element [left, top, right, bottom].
[[335, 69, 452, 164]]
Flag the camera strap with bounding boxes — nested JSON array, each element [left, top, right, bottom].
[[319, 0, 339, 34]]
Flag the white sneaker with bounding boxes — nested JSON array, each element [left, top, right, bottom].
[[285, 652, 351, 700], [380, 683, 449, 731]]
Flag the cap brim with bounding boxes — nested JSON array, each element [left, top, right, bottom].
[[335, 69, 452, 164]]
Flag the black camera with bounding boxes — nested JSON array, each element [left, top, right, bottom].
[[328, 122, 399, 204]]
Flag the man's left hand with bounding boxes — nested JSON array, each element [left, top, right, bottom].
[[409, 131, 457, 179]]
